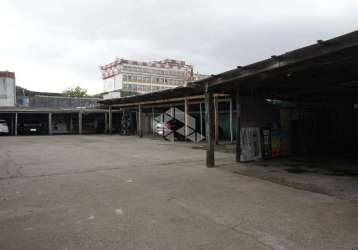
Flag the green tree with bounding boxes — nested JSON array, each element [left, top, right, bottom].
[[63, 86, 88, 97]]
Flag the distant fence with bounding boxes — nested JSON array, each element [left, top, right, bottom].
[[17, 95, 99, 109]]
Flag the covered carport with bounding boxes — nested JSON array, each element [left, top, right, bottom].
[[194, 30, 358, 167], [0, 112, 17, 135], [100, 87, 204, 139], [0, 108, 109, 136], [99, 87, 232, 142]]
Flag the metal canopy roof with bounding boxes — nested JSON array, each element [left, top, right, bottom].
[[0, 107, 107, 113], [99, 30, 358, 106], [190, 30, 358, 103], [98, 87, 203, 106]]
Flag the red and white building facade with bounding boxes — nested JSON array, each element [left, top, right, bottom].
[[100, 58, 206, 99]]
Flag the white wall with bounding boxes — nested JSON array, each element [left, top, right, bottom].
[[103, 74, 123, 92], [0, 77, 16, 106], [103, 92, 121, 100]]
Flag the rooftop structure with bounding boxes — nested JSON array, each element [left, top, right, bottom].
[[100, 58, 196, 99]]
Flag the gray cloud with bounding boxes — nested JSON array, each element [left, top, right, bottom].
[[1, 0, 358, 94]]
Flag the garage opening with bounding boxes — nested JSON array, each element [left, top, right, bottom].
[[111, 112, 122, 134], [18, 113, 49, 135], [52, 113, 79, 134], [82, 113, 106, 134], [288, 103, 358, 159], [0, 113, 16, 135]]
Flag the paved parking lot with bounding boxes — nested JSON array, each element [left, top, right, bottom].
[[1, 135, 358, 250]]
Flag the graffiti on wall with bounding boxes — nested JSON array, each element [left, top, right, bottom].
[[240, 127, 262, 162], [271, 129, 281, 157]]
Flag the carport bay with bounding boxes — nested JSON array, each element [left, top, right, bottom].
[[0, 109, 111, 135]]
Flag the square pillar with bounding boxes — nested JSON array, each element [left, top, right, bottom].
[[138, 104, 143, 138], [104, 112, 108, 133], [48, 113, 52, 135], [78, 112, 82, 135], [152, 107, 155, 137], [214, 96, 219, 145], [205, 87, 215, 167], [14, 113, 18, 136], [199, 102, 203, 141], [184, 98, 189, 141], [108, 106, 113, 135], [69, 114, 74, 133], [229, 98, 233, 143], [235, 87, 241, 162]]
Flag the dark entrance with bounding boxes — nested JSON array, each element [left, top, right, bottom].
[[18, 113, 49, 135], [0, 113, 16, 135], [82, 113, 105, 134]]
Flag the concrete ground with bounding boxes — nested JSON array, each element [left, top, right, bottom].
[[225, 157, 358, 203], [0, 136, 358, 250]]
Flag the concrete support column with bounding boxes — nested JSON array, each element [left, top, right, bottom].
[[152, 107, 155, 137], [69, 114, 74, 133], [199, 102, 203, 141], [235, 87, 241, 162], [11, 113, 15, 136], [78, 112, 82, 135], [48, 113, 52, 135], [138, 104, 143, 138], [214, 96, 219, 145], [14, 113, 18, 136], [108, 106, 112, 135], [184, 97, 189, 141], [170, 106, 174, 143], [104, 112, 108, 134], [229, 98, 233, 143], [205, 86, 215, 167]]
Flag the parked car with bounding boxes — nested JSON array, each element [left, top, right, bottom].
[[155, 119, 183, 138], [0, 120, 9, 134], [19, 123, 47, 135], [155, 123, 169, 136], [165, 119, 182, 131]]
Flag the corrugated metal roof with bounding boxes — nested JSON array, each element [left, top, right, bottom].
[[99, 30, 358, 105], [98, 87, 203, 106]]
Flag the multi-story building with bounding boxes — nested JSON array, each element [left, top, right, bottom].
[[0, 71, 16, 107], [100, 59, 206, 99]]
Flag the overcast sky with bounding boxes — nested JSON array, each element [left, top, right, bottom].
[[1, 0, 358, 94]]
